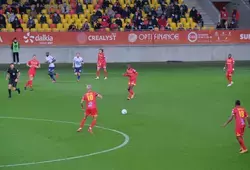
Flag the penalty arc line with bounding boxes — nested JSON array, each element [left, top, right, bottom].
[[0, 116, 130, 168]]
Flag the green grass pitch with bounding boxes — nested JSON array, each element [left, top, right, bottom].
[[0, 63, 250, 170]]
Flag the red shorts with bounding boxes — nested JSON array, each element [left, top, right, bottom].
[[226, 70, 233, 77], [128, 79, 137, 86], [235, 126, 245, 137], [28, 71, 36, 77], [85, 108, 98, 117], [97, 62, 106, 69]]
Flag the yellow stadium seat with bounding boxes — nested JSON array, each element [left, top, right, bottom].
[[72, 14, 78, 20], [83, 4, 87, 9], [167, 18, 172, 24], [79, 14, 85, 20], [65, 14, 71, 20], [52, 28, 59, 32], [6, 24, 12, 29], [22, 14, 28, 19], [36, 24, 41, 29], [76, 23, 82, 29], [23, 28, 29, 32], [34, 19, 38, 24], [125, 18, 131, 23], [7, 0, 12, 5], [209, 26, 215, 30], [59, 27, 66, 32], [63, 23, 69, 29], [41, 9, 47, 14], [88, 5, 94, 12], [184, 23, 190, 29], [170, 23, 177, 30], [30, 28, 37, 32], [191, 22, 197, 29], [61, 19, 67, 24], [47, 19, 53, 25], [180, 18, 186, 24], [59, 14, 64, 19], [57, 23, 63, 29], [44, 28, 52, 32], [201, 26, 207, 30], [45, 14, 50, 20], [188, 18, 193, 23], [177, 23, 182, 28], [67, 19, 74, 24], [75, 19, 81, 24], [42, 24, 49, 29], [38, 28, 45, 32], [8, 28, 15, 32], [1, 28, 7, 32], [89, 28, 94, 32], [16, 14, 21, 19], [37, 14, 41, 20], [105, 28, 110, 32]]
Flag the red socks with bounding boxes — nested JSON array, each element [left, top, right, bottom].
[[80, 118, 86, 128], [239, 137, 247, 150], [129, 89, 134, 98], [96, 71, 100, 77], [25, 80, 33, 88], [90, 119, 96, 128]]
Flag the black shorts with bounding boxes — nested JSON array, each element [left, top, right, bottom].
[[8, 79, 17, 87]]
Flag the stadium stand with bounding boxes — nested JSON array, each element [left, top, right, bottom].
[[0, 0, 211, 32]]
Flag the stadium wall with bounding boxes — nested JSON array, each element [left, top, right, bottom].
[[0, 44, 249, 63]]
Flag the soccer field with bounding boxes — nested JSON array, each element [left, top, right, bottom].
[[0, 63, 250, 170]]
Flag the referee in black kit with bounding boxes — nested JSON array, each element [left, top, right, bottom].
[[6, 63, 21, 98]]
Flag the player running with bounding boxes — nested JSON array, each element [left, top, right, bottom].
[[45, 52, 58, 83], [6, 63, 21, 98], [96, 49, 108, 80], [77, 85, 102, 134], [123, 64, 138, 100], [25, 55, 40, 90], [73, 53, 84, 82], [222, 100, 250, 154], [224, 54, 235, 87]]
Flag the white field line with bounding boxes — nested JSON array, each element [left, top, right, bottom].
[[0, 116, 130, 168]]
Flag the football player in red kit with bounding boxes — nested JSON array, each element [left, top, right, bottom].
[[96, 49, 108, 80], [224, 54, 235, 87], [123, 64, 138, 100], [25, 55, 40, 90]]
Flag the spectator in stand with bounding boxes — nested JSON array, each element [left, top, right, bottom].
[[107, 6, 115, 18], [220, 7, 228, 26], [110, 20, 118, 31], [61, 2, 69, 14], [8, 12, 16, 23], [165, 24, 171, 31], [100, 18, 109, 28], [115, 17, 122, 28], [177, 24, 185, 31], [135, 15, 142, 27], [102, 0, 110, 9], [27, 16, 35, 29], [30, 5, 38, 19], [95, 9, 102, 18], [5, 5, 12, 14], [68, 23, 77, 31], [179, 5, 186, 18], [216, 22, 223, 29], [36, 3, 43, 14], [52, 13, 61, 24], [102, 12, 110, 22], [0, 14, 6, 29], [228, 19, 237, 30], [90, 12, 98, 26], [195, 13, 204, 27], [19, 4, 27, 14], [40, 13, 47, 24], [122, 7, 130, 18], [172, 14, 180, 23], [147, 20, 154, 30], [76, 2, 84, 14], [93, 21, 101, 30], [143, 2, 150, 14], [125, 22, 131, 31], [151, 15, 158, 27], [81, 21, 89, 31], [57, 0, 63, 4], [156, 5, 162, 17], [189, 7, 198, 20], [180, 1, 188, 13], [12, 17, 22, 31], [232, 9, 239, 25], [158, 15, 166, 28]]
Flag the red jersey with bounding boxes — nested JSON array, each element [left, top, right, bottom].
[[226, 58, 234, 71], [98, 52, 106, 64], [125, 68, 138, 81], [232, 106, 248, 128], [28, 59, 40, 72], [82, 91, 98, 109]]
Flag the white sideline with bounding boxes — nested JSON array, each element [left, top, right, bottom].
[[0, 116, 130, 168]]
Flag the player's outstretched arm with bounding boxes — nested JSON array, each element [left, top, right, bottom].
[[222, 115, 234, 127], [97, 94, 103, 99], [80, 99, 85, 109]]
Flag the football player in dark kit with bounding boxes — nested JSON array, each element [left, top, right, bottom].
[[6, 63, 21, 98]]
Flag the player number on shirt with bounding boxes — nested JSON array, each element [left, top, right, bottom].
[[239, 110, 245, 118], [87, 94, 94, 101]]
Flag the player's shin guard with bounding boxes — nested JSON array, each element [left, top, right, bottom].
[[90, 119, 96, 128], [8, 89, 11, 97], [15, 88, 20, 94], [49, 72, 56, 81], [80, 118, 87, 128], [77, 74, 80, 80], [238, 137, 247, 150]]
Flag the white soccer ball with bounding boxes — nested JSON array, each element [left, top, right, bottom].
[[121, 109, 127, 115]]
